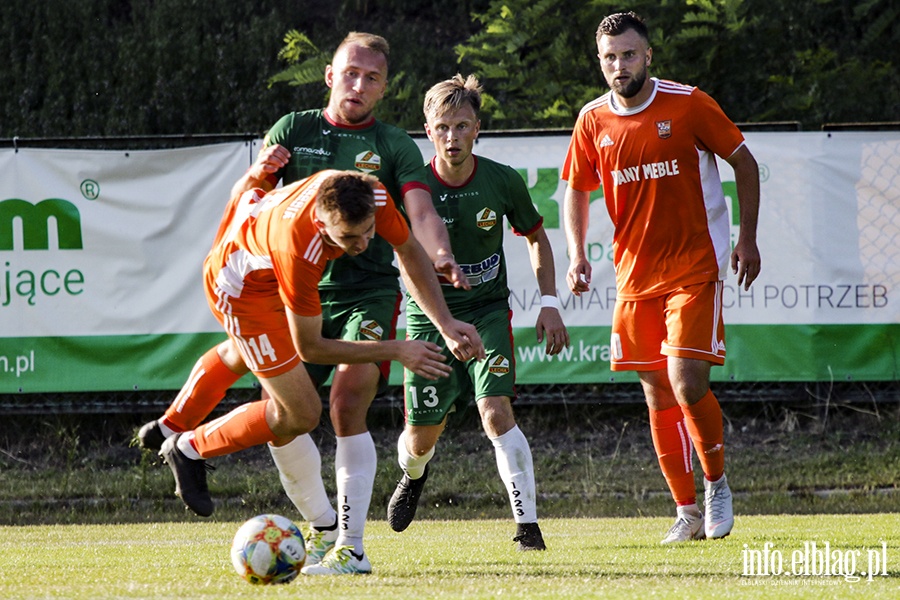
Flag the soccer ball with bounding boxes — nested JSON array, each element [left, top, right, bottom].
[[230, 514, 306, 584]]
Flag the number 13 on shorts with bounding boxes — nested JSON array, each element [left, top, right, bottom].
[[407, 385, 439, 408]]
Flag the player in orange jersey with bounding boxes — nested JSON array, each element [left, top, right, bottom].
[[159, 171, 484, 544], [562, 12, 761, 544], [140, 33, 469, 575]]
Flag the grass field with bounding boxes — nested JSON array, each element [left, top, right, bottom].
[[1, 515, 898, 599], [0, 401, 898, 598]]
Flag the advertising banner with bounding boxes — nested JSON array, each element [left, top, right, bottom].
[[0, 144, 250, 392], [409, 132, 899, 385], [1, 132, 897, 393]]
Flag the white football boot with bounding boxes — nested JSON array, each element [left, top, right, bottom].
[[660, 507, 706, 544], [302, 545, 372, 575], [704, 474, 734, 539], [303, 526, 338, 566]]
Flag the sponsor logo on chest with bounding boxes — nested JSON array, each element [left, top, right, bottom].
[[354, 151, 382, 173], [656, 120, 672, 139], [476, 207, 497, 231]]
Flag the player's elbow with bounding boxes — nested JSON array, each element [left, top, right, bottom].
[[295, 345, 323, 364], [294, 337, 329, 364], [729, 145, 757, 172]]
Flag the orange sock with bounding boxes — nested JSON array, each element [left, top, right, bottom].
[[162, 347, 243, 432], [682, 390, 725, 481], [191, 399, 275, 458], [649, 405, 696, 506]]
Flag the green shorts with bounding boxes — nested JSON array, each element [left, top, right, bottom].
[[304, 288, 402, 388], [404, 308, 516, 426]]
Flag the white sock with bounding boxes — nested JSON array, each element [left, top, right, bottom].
[[268, 434, 336, 528], [677, 503, 702, 518], [157, 419, 176, 438], [334, 432, 377, 554], [177, 432, 202, 460], [490, 425, 538, 524], [397, 429, 434, 479]]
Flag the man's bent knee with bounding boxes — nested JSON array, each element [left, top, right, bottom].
[[671, 381, 709, 406], [329, 392, 375, 421], [267, 400, 321, 438], [404, 424, 443, 457], [477, 396, 516, 438], [329, 365, 380, 434], [668, 358, 712, 405]]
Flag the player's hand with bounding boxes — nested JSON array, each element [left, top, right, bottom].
[[566, 259, 591, 296], [535, 309, 570, 356], [440, 319, 485, 363], [434, 252, 470, 290], [398, 340, 452, 380], [731, 237, 761, 290], [247, 144, 291, 182]]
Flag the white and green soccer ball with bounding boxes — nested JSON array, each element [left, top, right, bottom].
[[230, 514, 306, 584]]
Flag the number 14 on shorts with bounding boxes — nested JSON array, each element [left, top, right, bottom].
[[245, 334, 276, 364]]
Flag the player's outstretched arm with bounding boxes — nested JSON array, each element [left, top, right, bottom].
[[402, 188, 470, 290], [394, 235, 485, 363], [525, 226, 570, 355], [229, 144, 290, 200], [563, 185, 592, 296], [287, 309, 451, 380], [726, 145, 761, 290]]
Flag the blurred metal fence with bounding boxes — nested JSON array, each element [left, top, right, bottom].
[[0, 381, 896, 415]]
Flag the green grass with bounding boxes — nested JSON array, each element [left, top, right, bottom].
[[2, 402, 899, 524], [1, 516, 898, 599], [0, 402, 898, 597]]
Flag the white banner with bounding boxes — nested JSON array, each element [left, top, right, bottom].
[[0, 144, 251, 337], [414, 131, 900, 328], [0, 132, 896, 392]]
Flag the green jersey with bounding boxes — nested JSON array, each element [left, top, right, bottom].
[[406, 156, 543, 330], [263, 109, 429, 291]]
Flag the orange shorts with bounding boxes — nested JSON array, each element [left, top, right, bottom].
[[610, 281, 725, 371], [206, 289, 301, 379]]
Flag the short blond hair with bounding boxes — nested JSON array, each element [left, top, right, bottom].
[[423, 74, 482, 120], [335, 32, 390, 61]]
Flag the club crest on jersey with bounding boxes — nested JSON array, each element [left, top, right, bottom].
[[476, 208, 498, 231], [656, 120, 672, 139], [354, 151, 382, 173], [488, 355, 510, 377], [360, 319, 384, 341]]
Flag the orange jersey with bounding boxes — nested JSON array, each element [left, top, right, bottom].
[[204, 170, 410, 318], [562, 78, 745, 300]]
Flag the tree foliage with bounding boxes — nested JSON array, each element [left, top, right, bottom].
[[0, 0, 489, 137], [454, 0, 900, 129], [452, 0, 609, 129], [0, 0, 896, 139], [266, 30, 330, 90]]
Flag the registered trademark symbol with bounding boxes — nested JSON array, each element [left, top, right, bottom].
[[80, 179, 100, 200], [758, 164, 770, 183]]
